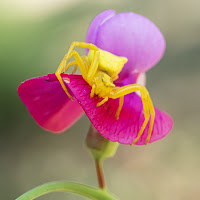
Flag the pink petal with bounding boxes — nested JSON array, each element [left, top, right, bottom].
[[18, 74, 84, 133], [64, 74, 173, 145], [86, 10, 166, 82]]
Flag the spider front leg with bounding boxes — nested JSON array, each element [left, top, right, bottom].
[[55, 42, 100, 99], [62, 60, 78, 74], [55, 50, 89, 100], [62, 56, 89, 74], [109, 84, 155, 145], [65, 50, 89, 79]]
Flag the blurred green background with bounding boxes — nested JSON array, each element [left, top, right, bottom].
[[1, 0, 200, 199]]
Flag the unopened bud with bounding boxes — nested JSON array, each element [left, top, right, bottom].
[[86, 125, 119, 161]]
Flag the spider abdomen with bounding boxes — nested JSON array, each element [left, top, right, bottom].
[[88, 49, 128, 78]]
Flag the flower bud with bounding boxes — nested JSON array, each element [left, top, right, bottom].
[[86, 125, 119, 161]]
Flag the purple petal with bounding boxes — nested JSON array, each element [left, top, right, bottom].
[[86, 10, 165, 82], [18, 74, 84, 133], [65, 74, 173, 145], [85, 9, 115, 54]]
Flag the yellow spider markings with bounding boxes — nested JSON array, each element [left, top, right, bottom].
[[55, 42, 155, 145]]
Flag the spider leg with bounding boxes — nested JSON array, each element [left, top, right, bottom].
[[97, 97, 109, 107], [62, 60, 77, 73], [90, 84, 96, 98], [132, 89, 150, 145], [86, 50, 100, 82], [72, 64, 78, 74], [112, 75, 119, 82], [115, 96, 124, 119], [56, 42, 99, 77], [56, 50, 90, 99], [67, 50, 89, 79], [55, 42, 100, 99], [73, 56, 91, 74], [81, 56, 90, 73], [55, 66, 73, 100], [109, 84, 154, 145], [62, 55, 90, 74], [145, 94, 155, 144], [81, 56, 89, 63]]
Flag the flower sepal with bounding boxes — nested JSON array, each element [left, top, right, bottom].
[[86, 125, 119, 161]]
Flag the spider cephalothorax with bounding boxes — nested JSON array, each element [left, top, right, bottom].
[[91, 71, 115, 98], [56, 42, 155, 145]]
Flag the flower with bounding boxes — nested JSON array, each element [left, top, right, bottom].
[[18, 10, 173, 145]]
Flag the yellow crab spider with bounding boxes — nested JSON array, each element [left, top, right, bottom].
[[55, 42, 155, 145]]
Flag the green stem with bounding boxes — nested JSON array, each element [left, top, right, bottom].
[[16, 181, 117, 200]]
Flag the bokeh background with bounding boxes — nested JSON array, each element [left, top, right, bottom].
[[1, 0, 200, 199]]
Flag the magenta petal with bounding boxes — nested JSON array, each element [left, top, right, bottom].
[[65, 74, 173, 145], [18, 74, 84, 133], [86, 10, 165, 81]]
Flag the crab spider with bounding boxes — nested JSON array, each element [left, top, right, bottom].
[[55, 42, 155, 145]]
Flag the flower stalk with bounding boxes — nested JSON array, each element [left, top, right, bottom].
[[86, 125, 119, 190], [95, 159, 105, 189]]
